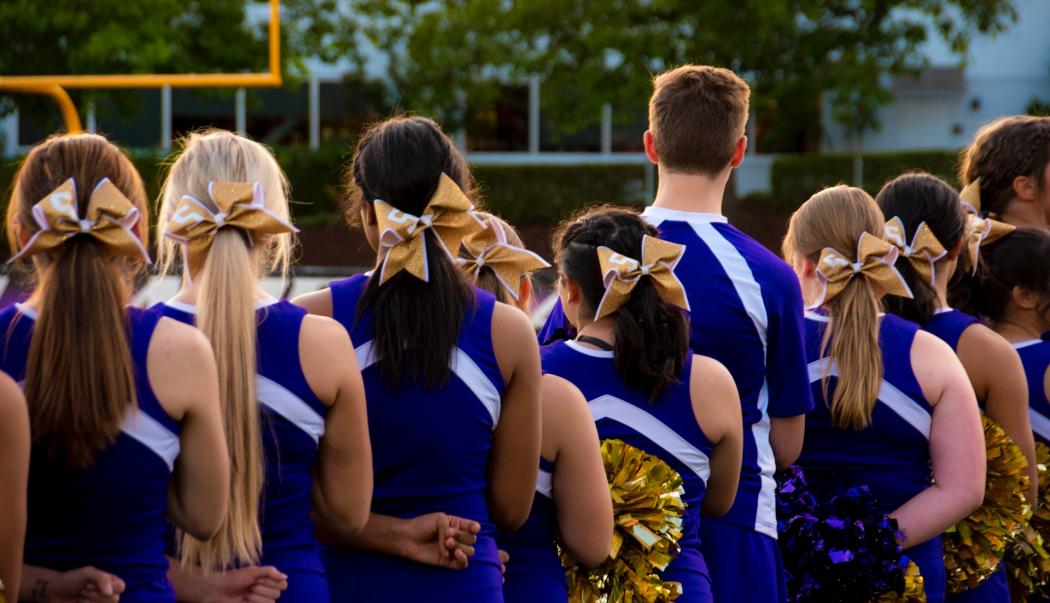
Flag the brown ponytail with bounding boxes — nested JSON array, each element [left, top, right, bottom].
[[784, 186, 885, 430], [7, 133, 148, 467]]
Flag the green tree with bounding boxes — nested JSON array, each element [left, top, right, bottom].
[[317, 0, 1017, 151]]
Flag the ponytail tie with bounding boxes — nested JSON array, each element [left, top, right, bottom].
[[812, 232, 913, 308], [459, 217, 550, 301], [959, 179, 1015, 274], [164, 181, 298, 275], [594, 235, 690, 321], [10, 177, 150, 263], [374, 173, 483, 284], [883, 217, 947, 287]]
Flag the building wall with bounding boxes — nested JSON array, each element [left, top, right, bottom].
[[821, 0, 1050, 153]]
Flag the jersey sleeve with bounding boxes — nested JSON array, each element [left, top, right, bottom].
[[765, 266, 814, 418]]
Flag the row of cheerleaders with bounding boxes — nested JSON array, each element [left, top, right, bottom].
[[3, 77, 1050, 603]]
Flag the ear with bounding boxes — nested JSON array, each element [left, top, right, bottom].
[[728, 136, 748, 169], [362, 205, 377, 226], [643, 131, 659, 165], [946, 237, 965, 261], [1013, 285, 1041, 310], [516, 276, 533, 313], [1014, 174, 1038, 202], [15, 219, 30, 248]]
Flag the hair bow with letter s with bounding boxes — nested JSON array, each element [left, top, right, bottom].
[[164, 181, 298, 275], [883, 217, 947, 287], [374, 173, 483, 284], [812, 232, 913, 308], [959, 178, 1015, 273], [594, 234, 690, 321], [10, 177, 150, 263], [459, 217, 550, 301]]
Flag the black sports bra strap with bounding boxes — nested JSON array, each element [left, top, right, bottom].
[[575, 335, 614, 351]]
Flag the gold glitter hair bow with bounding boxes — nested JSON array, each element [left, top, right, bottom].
[[459, 216, 550, 301], [960, 179, 1016, 274], [374, 172, 483, 284], [10, 177, 150, 263], [813, 232, 913, 308], [594, 234, 690, 321], [164, 181, 298, 275], [883, 217, 948, 287]]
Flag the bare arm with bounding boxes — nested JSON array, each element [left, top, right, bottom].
[[487, 303, 543, 531], [770, 415, 805, 470], [301, 315, 373, 536], [292, 288, 334, 318], [149, 317, 230, 540], [166, 557, 287, 603], [19, 565, 124, 603], [691, 356, 743, 517], [546, 375, 612, 568], [891, 331, 985, 548], [958, 325, 1038, 505], [316, 512, 480, 570], [0, 374, 27, 599]]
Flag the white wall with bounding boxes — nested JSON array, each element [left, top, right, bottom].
[[822, 0, 1050, 153]]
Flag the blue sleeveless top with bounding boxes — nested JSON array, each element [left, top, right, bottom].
[[0, 304, 181, 602], [798, 311, 946, 602], [155, 299, 330, 601], [497, 457, 564, 603], [322, 273, 506, 603], [1015, 335, 1050, 445], [542, 339, 714, 602], [924, 309, 980, 357]]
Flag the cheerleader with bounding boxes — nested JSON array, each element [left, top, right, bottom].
[[978, 228, 1050, 444], [293, 115, 542, 602], [4, 133, 230, 601], [154, 130, 373, 603], [460, 213, 614, 602], [786, 185, 986, 602], [541, 207, 743, 602], [960, 115, 1050, 229], [0, 373, 27, 600]]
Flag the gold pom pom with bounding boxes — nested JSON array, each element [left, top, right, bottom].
[[943, 416, 1031, 593], [876, 561, 927, 602], [563, 438, 686, 602], [1007, 440, 1050, 597]]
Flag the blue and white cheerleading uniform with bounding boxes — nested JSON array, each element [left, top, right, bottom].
[[543, 340, 715, 602], [540, 206, 814, 602], [1015, 333, 1050, 446], [497, 457, 565, 603], [322, 273, 506, 602], [155, 299, 330, 603], [0, 304, 180, 602], [798, 311, 946, 602], [923, 308, 1009, 603]]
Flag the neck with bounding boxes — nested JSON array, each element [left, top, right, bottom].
[[173, 274, 272, 305], [932, 263, 953, 310], [994, 310, 1047, 343], [575, 317, 616, 346], [1000, 199, 1048, 230], [650, 166, 730, 215]]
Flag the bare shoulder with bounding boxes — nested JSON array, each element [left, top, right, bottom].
[[149, 317, 216, 418], [958, 322, 1018, 362], [541, 374, 589, 421], [151, 316, 213, 363], [689, 354, 740, 440], [911, 329, 966, 405], [491, 300, 534, 336], [690, 354, 736, 400], [0, 371, 26, 431], [300, 313, 353, 350], [293, 288, 335, 317]]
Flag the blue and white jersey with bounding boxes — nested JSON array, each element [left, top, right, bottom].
[[0, 304, 181, 602], [543, 339, 714, 601], [322, 273, 506, 602], [1015, 334, 1050, 445], [497, 457, 565, 603], [155, 299, 330, 601], [640, 206, 813, 538], [798, 311, 946, 601]]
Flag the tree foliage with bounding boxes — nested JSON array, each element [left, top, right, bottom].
[[313, 0, 1017, 150]]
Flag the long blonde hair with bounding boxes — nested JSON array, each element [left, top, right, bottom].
[[157, 129, 294, 569], [783, 186, 884, 430]]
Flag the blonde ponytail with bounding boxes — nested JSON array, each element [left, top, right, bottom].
[[158, 129, 295, 569], [822, 277, 882, 430], [784, 185, 888, 431], [176, 229, 263, 568]]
